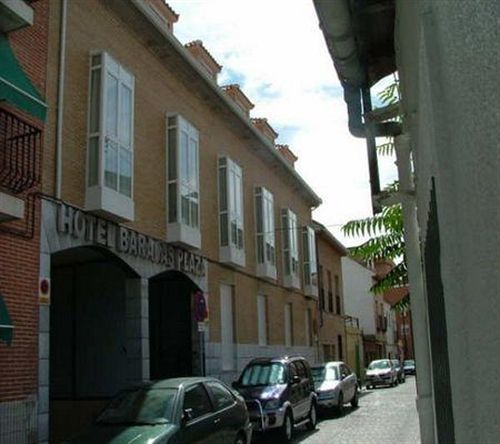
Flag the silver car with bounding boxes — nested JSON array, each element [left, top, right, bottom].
[[365, 359, 398, 389], [311, 362, 359, 416]]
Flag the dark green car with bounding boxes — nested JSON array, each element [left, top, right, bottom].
[[69, 377, 252, 444]]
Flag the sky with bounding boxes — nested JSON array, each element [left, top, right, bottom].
[[169, 0, 398, 247]]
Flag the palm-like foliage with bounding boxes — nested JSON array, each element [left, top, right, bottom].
[[342, 203, 407, 296]]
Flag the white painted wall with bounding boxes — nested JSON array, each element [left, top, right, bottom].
[[341, 257, 375, 335], [397, 1, 500, 441]]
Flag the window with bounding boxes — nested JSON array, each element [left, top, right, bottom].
[[305, 308, 312, 347], [183, 384, 213, 419], [167, 114, 200, 248], [255, 187, 276, 279], [218, 157, 244, 266], [206, 382, 234, 410], [284, 303, 293, 347], [337, 335, 343, 360], [327, 271, 333, 312], [282, 209, 300, 289], [257, 294, 268, 346], [220, 283, 234, 371], [319, 265, 325, 310], [303, 226, 318, 297], [86, 52, 134, 221], [335, 275, 341, 314]]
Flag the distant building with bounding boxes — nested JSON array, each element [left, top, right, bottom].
[[341, 257, 387, 365], [313, 221, 347, 364]]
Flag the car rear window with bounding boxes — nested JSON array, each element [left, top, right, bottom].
[[311, 366, 339, 382], [240, 363, 286, 387]]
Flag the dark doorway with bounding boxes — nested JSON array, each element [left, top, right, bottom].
[[149, 271, 197, 379], [49, 246, 138, 443]]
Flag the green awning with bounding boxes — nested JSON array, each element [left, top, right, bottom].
[[0, 294, 14, 346], [0, 33, 47, 120]]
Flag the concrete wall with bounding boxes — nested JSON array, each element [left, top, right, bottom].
[[397, 1, 500, 441], [341, 257, 376, 335]]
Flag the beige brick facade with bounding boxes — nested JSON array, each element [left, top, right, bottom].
[[314, 222, 347, 363]]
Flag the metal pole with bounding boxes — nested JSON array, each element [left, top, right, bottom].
[[395, 134, 437, 444]]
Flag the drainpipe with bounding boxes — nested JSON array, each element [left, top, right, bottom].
[[395, 134, 437, 444], [55, 0, 67, 199]]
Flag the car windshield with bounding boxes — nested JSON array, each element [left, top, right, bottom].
[[96, 388, 176, 425], [311, 366, 339, 382], [239, 363, 286, 387], [368, 361, 391, 370], [404, 360, 415, 366]]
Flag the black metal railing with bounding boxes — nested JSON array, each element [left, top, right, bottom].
[[0, 107, 41, 193]]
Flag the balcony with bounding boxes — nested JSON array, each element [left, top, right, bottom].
[[0, 107, 41, 193], [0, 107, 40, 221]]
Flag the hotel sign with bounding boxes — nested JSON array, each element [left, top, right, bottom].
[[56, 203, 206, 277]]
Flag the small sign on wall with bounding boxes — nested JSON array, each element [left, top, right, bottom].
[[39, 277, 51, 305]]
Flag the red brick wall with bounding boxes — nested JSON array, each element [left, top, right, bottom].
[[0, 0, 49, 402]]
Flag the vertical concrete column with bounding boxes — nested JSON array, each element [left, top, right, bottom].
[[37, 251, 51, 444], [125, 278, 149, 384], [395, 134, 437, 444]]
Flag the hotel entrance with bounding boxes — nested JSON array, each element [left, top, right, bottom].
[[48, 246, 139, 442], [149, 270, 201, 379]]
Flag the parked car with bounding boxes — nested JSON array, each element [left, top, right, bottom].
[[311, 361, 359, 416], [391, 359, 406, 383], [365, 359, 398, 389], [68, 377, 252, 444], [403, 359, 416, 375], [232, 356, 317, 443]]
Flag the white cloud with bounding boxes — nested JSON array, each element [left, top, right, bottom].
[[169, 0, 398, 247]]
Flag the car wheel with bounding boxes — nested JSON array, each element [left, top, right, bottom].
[[336, 392, 344, 417], [279, 409, 293, 443], [234, 432, 246, 444], [351, 389, 359, 408], [306, 402, 317, 431], [366, 385, 371, 390]]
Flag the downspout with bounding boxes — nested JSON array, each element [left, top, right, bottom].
[[343, 83, 402, 212], [55, 0, 67, 199], [395, 134, 437, 444]]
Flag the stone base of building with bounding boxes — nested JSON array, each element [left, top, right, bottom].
[[0, 396, 37, 444]]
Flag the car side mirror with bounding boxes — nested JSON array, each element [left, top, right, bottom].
[[182, 408, 193, 425], [291, 375, 301, 385]]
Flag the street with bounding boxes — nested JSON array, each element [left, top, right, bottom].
[[256, 376, 420, 444]]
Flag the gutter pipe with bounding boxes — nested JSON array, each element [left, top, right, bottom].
[[55, 0, 67, 199]]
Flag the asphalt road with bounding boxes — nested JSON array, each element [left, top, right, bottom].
[[255, 376, 421, 444]]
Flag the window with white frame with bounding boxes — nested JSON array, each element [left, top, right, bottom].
[[282, 209, 300, 288], [255, 187, 276, 278], [257, 294, 268, 346], [218, 157, 244, 265], [87, 52, 134, 220], [303, 226, 318, 296], [284, 303, 293, 347], [166, 115, 200, 248]]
